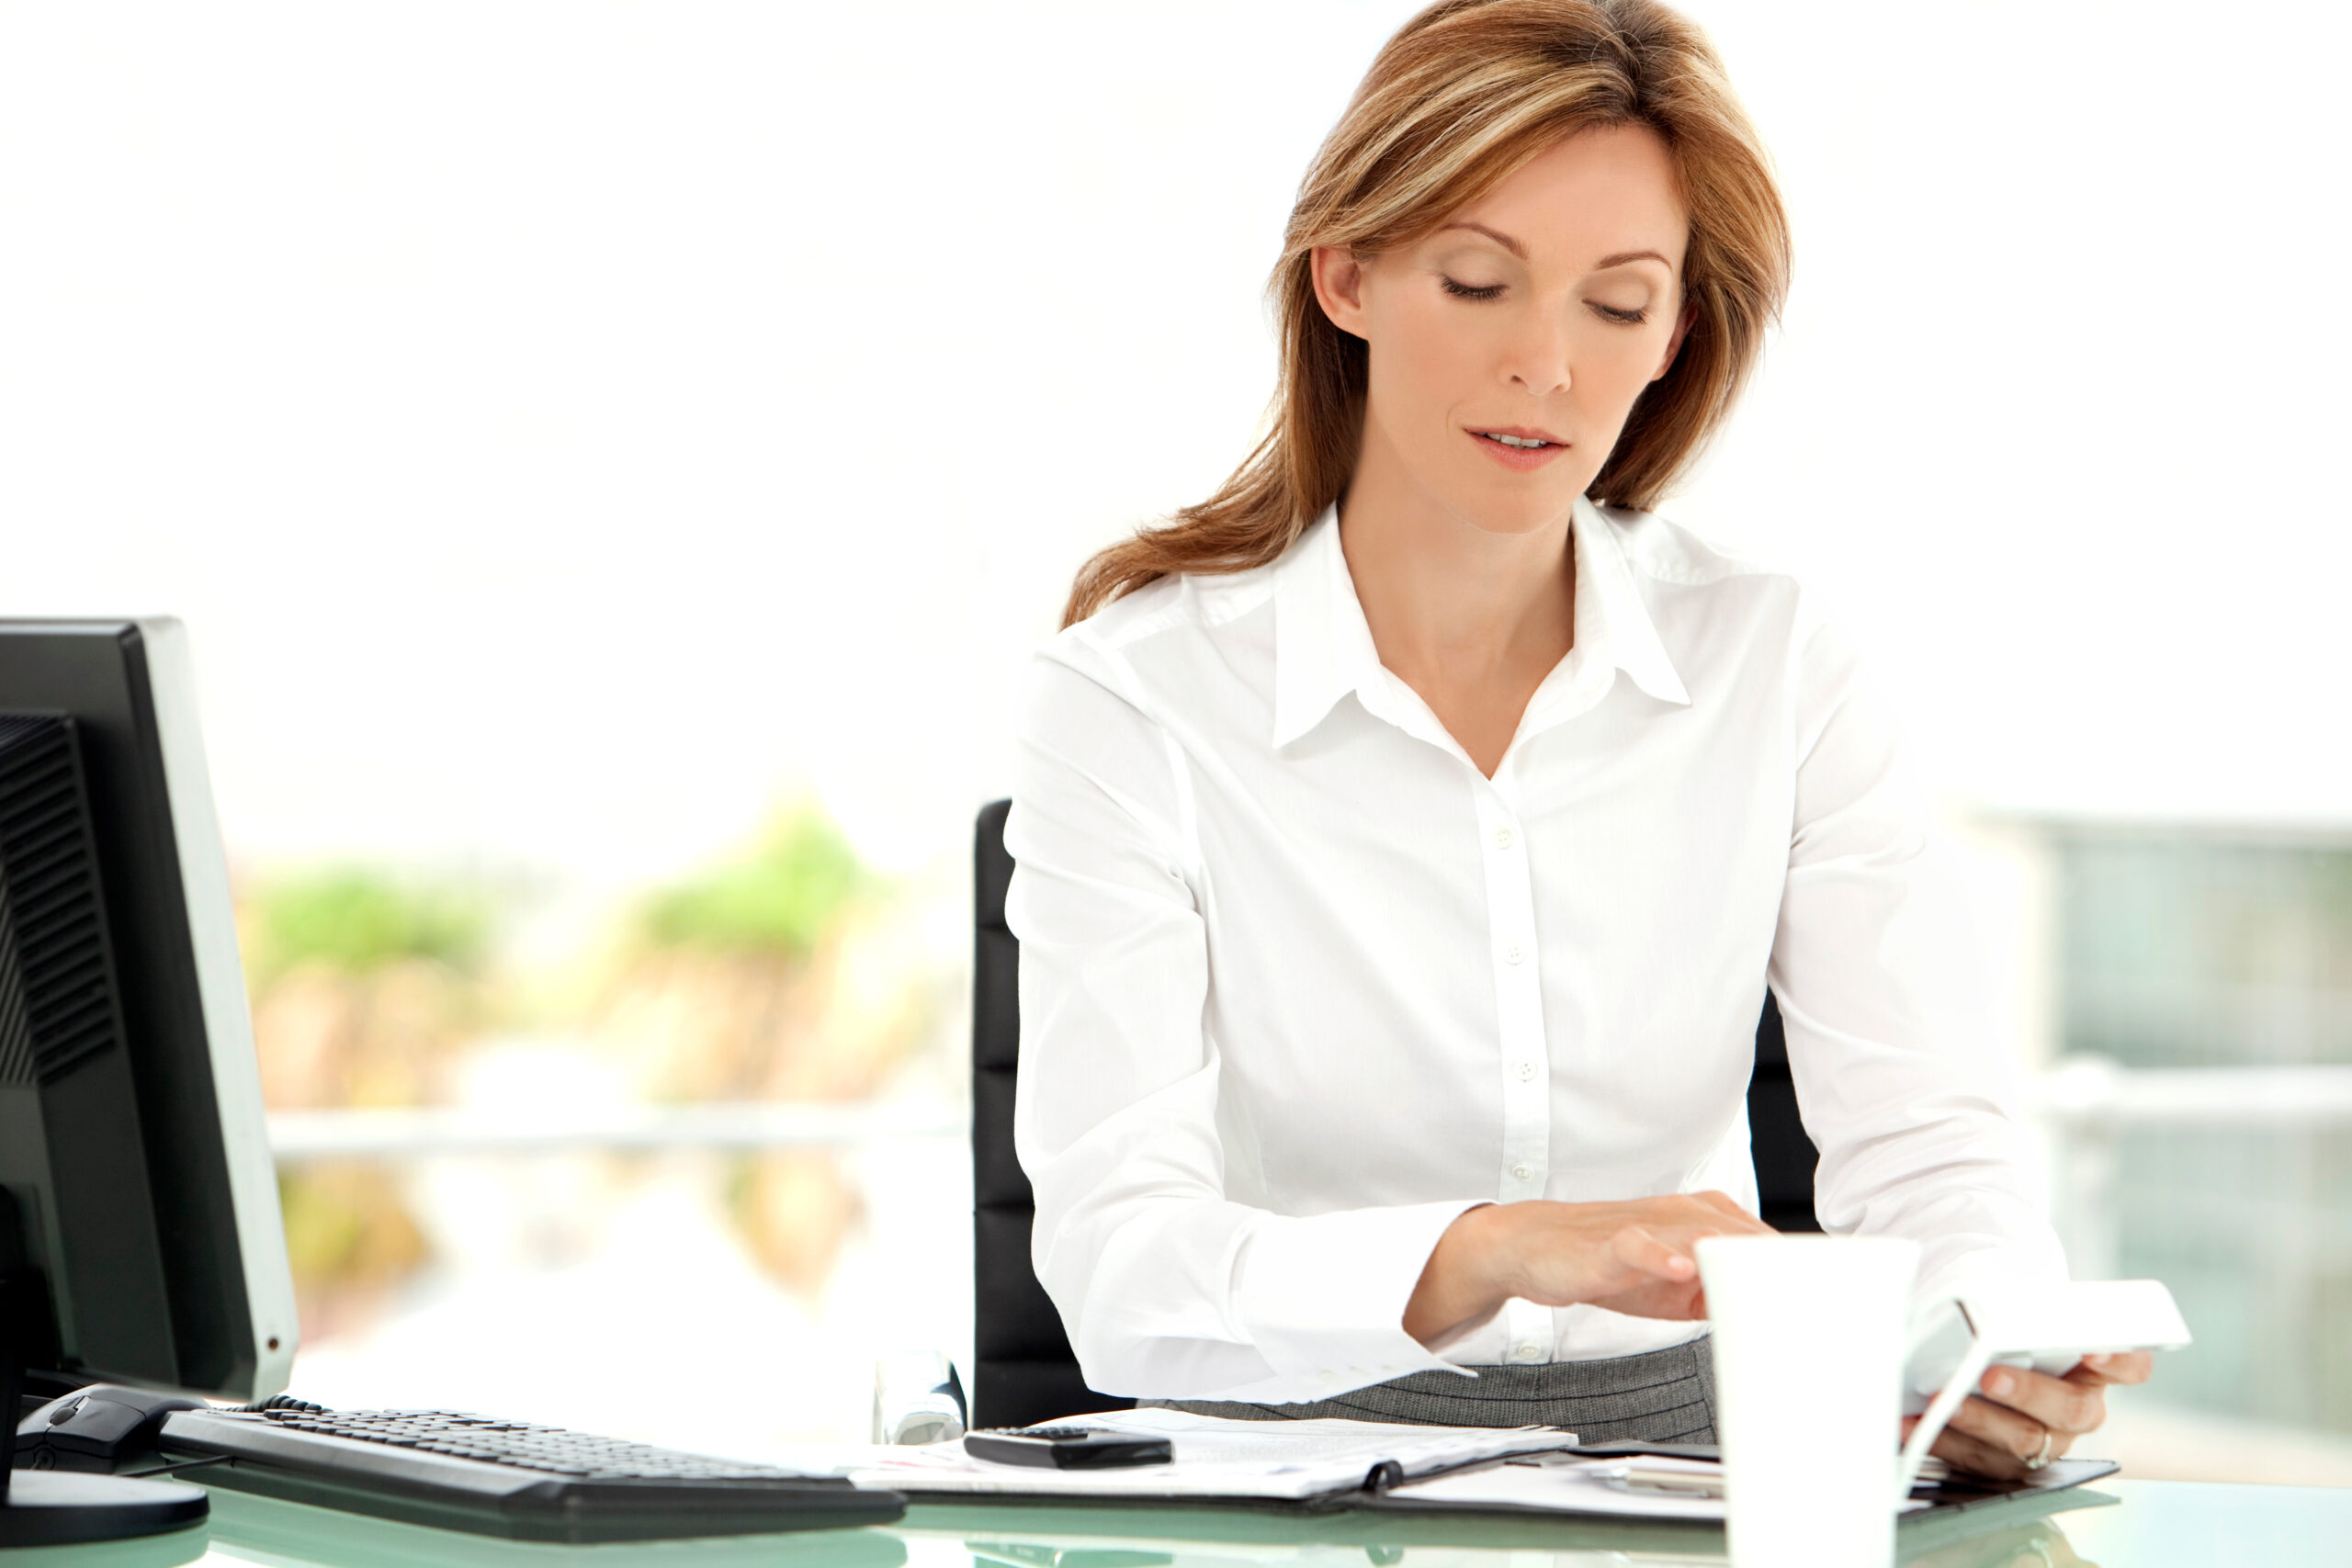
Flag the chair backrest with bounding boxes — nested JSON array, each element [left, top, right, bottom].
[[970, 800, 1819, 1428], [1747, 992, 1823, 1234], [972, 800, 1123, 1427]]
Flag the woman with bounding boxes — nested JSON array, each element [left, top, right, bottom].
[[1006, 0, 2148, 1478]]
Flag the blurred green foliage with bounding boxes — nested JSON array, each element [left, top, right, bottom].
[[244, 869, 491, 991], [643, 808, 865, 958]]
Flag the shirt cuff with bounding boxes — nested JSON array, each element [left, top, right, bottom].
[[1230, 1198, 1488, 1399]]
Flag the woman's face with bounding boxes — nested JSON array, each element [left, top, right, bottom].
[[1313, 124, 1693, 536]]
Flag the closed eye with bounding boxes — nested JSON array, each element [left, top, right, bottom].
[[1589, 301, 1648, 325], [1441, 276, 1505, 301]]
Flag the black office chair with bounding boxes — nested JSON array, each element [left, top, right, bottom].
[[970, 799, 1820, 1428]]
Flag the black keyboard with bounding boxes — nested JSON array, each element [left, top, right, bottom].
[[159, 1404, 904, 1543]]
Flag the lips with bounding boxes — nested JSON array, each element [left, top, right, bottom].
[[1469, 424, 1566, 448], [1466, 424, 1569, 471]]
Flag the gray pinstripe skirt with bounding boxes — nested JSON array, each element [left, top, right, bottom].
[[1145, 1336, 1715, 1442]]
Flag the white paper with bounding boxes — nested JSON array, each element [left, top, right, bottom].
[[850, 1407, 1571, 1500], [1387, 1454, 1931, 1523], [1389, 1456, 1727, 1521]]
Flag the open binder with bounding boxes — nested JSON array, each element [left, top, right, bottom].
[[851, 1409, 2118, 1524], [854, 1411, 1565, 1505]]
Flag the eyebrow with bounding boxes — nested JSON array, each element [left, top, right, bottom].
[[1439, 220, 1528, 258], [1436, 222, 1673, 273]]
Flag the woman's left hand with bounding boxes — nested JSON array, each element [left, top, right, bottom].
[[1905, 1351, 2154, 1480]]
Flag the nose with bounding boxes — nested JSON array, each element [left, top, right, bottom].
[[1500, 305, 1573, 397]]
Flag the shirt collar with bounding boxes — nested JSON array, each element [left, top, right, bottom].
[[1270, 506, 1385, 749], [1271, 495, 1689, 751], [1561, 492, 1691, 713]]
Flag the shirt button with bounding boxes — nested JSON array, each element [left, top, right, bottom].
[[1511, 1163, 1532, 1181], [1514, 1343, 1544, 1363], [1494, 828, 1515, 850], [1503, 943, 1524, 965], [1515, 1060, 1537, 1082]]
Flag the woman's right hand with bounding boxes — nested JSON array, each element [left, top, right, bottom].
[[1403, 1193, 1777, 1348]]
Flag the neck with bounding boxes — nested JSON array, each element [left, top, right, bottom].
[[1337, 426, 1577, 695]]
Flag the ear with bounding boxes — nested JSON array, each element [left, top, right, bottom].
[[1310, 245, 1372, 339], [1651, 297, 1698, 382]]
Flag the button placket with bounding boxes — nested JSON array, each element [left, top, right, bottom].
[[1475, 773, 1553, 1368], [1505, 1298, 1553, 1366], [1476, 781, 1548, 1217]]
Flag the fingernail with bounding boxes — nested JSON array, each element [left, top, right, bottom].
[[1985, 1370, 2013, 1397]]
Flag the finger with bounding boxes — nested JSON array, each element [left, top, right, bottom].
[[1608, 1224, 1699, 1282], [1982, 1365, 2104, 1436], [2073, 1350, 2154, 1387], [1928, 1419, 2031, 1483], [1951, 1391, 2076, 1465], [1936, 1404, 2075, 1475], [1948, 1393, 2059, 1464]]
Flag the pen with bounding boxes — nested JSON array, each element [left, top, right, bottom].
[[1595, 1464, 1725, 1499]]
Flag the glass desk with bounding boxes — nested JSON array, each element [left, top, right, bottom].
[[6, 1479, 2345, 1568]]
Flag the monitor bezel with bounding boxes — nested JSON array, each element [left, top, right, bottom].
[[0, 617, 295, 1402]]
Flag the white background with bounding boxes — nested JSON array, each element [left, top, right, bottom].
[[6, 0, 2346, 901]]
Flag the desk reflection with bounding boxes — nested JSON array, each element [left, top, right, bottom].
[[198, 1488, 907, 1568], [3, 1523, 210, 1568], [34, 1483, 2121, 1568], [914, 1488, 2114, 1568]]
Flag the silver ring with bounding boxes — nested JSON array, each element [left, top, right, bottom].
[[2023, 1430, 2054, 1472]]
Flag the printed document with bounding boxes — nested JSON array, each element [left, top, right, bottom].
[[851, 1407, 1569, 1500]]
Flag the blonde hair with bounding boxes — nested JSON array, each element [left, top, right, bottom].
[[1064, 0, 1791, 628]]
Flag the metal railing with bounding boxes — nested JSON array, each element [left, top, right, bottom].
[[266, 1100, 967, 1163], [262, 1062, 2352, 1163], [259, 1063, 2351, 1299], [2028, 1058, 2352, 1127]]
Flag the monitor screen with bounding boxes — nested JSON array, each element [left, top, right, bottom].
[[0, 619, 294, 1403]]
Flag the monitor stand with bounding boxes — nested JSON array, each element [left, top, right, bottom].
[[2, 1470, 209, 1548], [3, 1276, 209, 1547]]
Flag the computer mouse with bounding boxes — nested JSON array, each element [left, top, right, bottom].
[[13, 1385, 206, 1473]]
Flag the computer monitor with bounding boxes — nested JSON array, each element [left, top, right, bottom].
[[1, 618, 298, 1542]]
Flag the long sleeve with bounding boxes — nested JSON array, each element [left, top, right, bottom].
[[1770, 604, 2069, 1308], [1000, 502, 2065, 1386], [1005, 635, 1481, 1403]]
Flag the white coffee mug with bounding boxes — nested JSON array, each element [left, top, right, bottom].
[[1697, 1234, 1921, 1568]]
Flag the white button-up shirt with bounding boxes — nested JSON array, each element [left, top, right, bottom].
[[1006, 498, 2064, 1405]]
